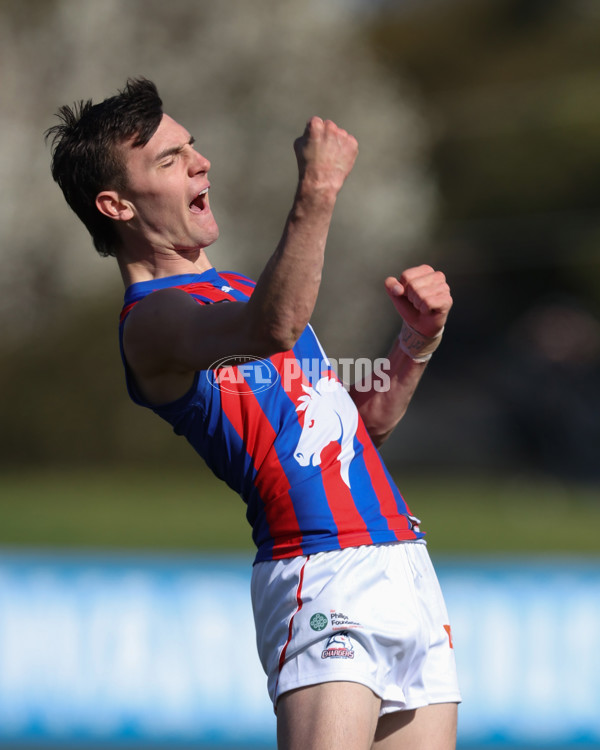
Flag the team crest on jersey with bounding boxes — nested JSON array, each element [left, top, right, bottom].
[[294, 376, 358, 488], [321, 632, 355, 660]]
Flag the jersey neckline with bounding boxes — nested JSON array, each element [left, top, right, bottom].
[[123, 268, 223, 303]]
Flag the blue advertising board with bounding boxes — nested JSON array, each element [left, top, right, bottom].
[[0, 550, 598, 747], [437, 558, 600, 747]]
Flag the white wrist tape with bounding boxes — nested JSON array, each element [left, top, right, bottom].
[[398, 321, 444, 363]]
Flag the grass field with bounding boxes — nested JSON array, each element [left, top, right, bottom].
[[0, 465, 598, 555]]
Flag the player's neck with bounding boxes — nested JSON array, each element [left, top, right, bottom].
[[117, 245, 213, 288]]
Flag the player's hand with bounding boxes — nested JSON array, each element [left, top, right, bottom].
[[294, 116, 358, 196], [384, 265, 452, 338]]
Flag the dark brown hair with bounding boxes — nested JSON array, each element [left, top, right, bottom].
[[46, 78, 163, 257]]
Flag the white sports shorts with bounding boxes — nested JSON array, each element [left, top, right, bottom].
[[251, 542, 461, 714]]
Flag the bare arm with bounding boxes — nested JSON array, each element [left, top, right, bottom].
[[250, 117, 358, 351], [123, 118, 358, 401], [350, 265, 452, 447]]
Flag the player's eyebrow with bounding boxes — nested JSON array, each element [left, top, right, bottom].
[[153, 135, 196, 163]]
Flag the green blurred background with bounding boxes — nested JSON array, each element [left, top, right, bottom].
[[0, 0, 599, 556]]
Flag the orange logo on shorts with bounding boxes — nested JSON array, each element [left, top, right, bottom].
[[443, 624, 454, 648]]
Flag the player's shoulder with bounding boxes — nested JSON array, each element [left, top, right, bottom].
[[128, 286, 198, 323], [122, 286, 199, 357]]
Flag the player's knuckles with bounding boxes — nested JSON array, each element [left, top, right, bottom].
[[400, 266, 441, 288], [403, 277, 432, 301], [323, 118, 348, 137], [403, 263, 434, 277], [399, 270, 424, 288], [346, 134, 359, 157], [322, 120, 357, 149], [308, 115, 324, 130], [426, 280, 451, 302], [424, 289, 452, 312], [412, 273, 449, 299]]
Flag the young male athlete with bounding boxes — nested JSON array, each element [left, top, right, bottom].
[[47, 78, 460, 750]]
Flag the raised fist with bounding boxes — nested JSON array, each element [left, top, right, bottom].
[[385, 265, 453, 339], [294, 116, 358, 196]]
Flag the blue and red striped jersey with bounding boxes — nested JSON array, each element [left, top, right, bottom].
[[119, 268, 425, 562]]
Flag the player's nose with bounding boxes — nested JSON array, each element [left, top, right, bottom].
[[189, 149, 211, 176]]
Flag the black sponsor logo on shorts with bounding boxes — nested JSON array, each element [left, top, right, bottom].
[[330, 611, 361, 630]]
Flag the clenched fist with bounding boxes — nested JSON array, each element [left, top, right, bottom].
[[385, 265, 453, 339], [294, 117, 358, 197]]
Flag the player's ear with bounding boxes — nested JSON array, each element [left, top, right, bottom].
[[96, 190, 134, 222]]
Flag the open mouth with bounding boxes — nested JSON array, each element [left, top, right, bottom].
[[189, 187, 209, 214]]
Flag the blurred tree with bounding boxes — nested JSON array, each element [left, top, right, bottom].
[[367, 0, 600, 313], [0, 0, 434, 466], [3, 0, 598, 477], [368, 0, 600, 480]]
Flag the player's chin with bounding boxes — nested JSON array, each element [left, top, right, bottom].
[[204, 223, 220, 246], [190, 216, 220, 246]]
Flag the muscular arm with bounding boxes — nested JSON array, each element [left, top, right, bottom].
[[249, 118, 358, 352], [350, 265, 452, 448], [123, 118, 358, 401]]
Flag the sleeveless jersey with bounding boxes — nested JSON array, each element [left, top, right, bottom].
[[119, 269, 425, 562]]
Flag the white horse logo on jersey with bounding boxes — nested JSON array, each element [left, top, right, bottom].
[[294, 376, 358, 488]]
